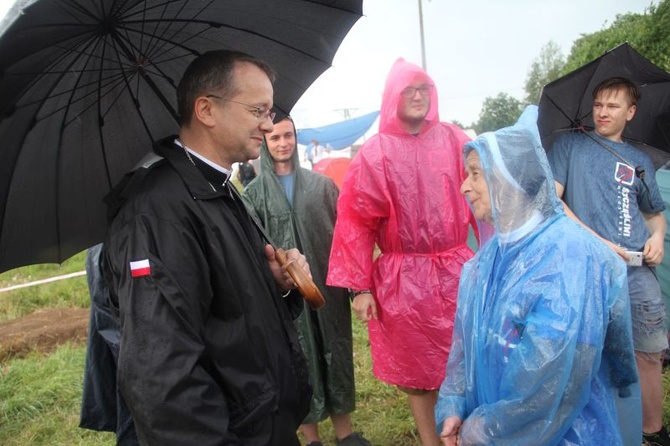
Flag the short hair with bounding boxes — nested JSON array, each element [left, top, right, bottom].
[[177, 50, 276, 126], [592, 77, 641, 107]]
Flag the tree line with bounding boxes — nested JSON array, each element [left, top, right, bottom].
[[465, 0, 669, 134]]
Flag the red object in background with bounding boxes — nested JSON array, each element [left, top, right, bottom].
[[313, 157, 352, 189]]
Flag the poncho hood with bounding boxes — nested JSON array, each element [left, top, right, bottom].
[[436, 105, 639, 445], [464, 105, 563, 244], [379, 58, 439, 136], [259, 117, 302, 177], [243, 117, 354, 425], [327, 66, 475, 389]]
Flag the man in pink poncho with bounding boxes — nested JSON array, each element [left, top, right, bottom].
[[327, 58, 476, 446]]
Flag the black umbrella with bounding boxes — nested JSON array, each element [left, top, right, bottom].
[[538, 42, 670, 169], [0, 0, 363, 273]]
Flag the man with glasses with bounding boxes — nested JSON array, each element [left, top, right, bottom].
[[327, 58, 476, 446], [101, 50, 312, 445]]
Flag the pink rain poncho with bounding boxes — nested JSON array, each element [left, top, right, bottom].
[[327, 58, 475, 390]]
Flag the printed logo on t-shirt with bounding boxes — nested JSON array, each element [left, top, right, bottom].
[[614, 162, 635, 186]]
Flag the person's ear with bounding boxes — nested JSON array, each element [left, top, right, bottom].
[[193, 96, 217, 128], [627, 104, 637, 122]]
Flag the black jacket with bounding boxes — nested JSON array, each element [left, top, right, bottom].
[[102, 136, 311, 445]]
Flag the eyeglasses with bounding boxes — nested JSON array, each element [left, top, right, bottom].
[[400, 84, 433, 99], [206, 95, 276, 122]]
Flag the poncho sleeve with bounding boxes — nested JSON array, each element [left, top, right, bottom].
[[327, 139, 390, 290], [445, 249, 623, 445], [435, 281, 469, 424]]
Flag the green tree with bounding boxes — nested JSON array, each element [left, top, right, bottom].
[[564, 0, 669, 73], [645, 0, 670, 70], [451, 119, 466, 129], [473, 93, 523, 134], [524, 41, 566, 105]]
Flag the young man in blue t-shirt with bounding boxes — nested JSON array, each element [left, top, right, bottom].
[[548, 77, 669, 445]]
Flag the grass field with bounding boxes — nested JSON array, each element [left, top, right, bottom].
[[1, 253, 670, 445], [0, 253, 420, 445]]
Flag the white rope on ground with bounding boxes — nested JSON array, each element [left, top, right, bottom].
[[0, 270, 86, 293]]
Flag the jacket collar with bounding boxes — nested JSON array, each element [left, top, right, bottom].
[[155, 136, 233, 200]]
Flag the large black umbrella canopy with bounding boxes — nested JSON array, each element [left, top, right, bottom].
[[0, 0, 363, 273], [538, 42, 670, 169]]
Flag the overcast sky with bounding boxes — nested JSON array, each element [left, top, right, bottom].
[[291, 0, 655, 129], [0, 0, 655, 130]]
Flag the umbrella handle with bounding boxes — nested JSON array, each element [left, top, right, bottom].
[[275, 248, 325, 310]]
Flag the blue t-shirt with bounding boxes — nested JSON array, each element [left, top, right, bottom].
[[548, 131, 665, 251], [277, 172, 295, 207]]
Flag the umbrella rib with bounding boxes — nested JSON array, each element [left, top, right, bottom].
[[11, 31, 104, 126], [136, 0, 200, 63], [7, 5, 101, 265], [109, 31, 178, 136], [541, 94, 581, 136], [9, 14, 341, 127], [123, 17, 336, 65], [14, 52, 169, 132], [0, 34, 91, 261], [65, 0, 110, 24], [12, 13, 338, 72], [21, 73, 129, 127], [114, 35, 180, 123], [50, 31, 109, 264], [13, 57, 132, 128], [113, 25, 199, 67], [300, 0, 363, 14], [96, 31, 114, 191], [5, 29, 131, 90]]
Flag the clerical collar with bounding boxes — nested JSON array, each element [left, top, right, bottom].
[[174, 138, 233, 177]]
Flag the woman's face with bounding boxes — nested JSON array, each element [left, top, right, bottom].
[[461, 150, 492, 223]]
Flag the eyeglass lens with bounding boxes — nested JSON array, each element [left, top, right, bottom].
[[401, 85, 432, 98], [207, 95, 275, 122]]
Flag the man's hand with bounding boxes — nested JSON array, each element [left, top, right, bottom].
[[643, 232, 665, 266], [643, 212, 666, 266], [440, 416, 462, 446], [352, 292, 378, 321], [264, 245, 311, 291]]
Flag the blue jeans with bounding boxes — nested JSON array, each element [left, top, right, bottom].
[[628, 265, 668, 354]]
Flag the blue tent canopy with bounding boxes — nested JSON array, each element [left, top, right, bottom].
[[297, 110, 379, 150]]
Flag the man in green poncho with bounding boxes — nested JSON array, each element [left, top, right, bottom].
[[243, 116, 370, 446]]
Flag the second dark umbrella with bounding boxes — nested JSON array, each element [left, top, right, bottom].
[[538, 42, 670, 168]]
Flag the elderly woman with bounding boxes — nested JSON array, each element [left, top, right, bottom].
[[435, 106, 639, 445]]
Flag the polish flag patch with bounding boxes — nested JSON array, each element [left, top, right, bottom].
[[130, 259, 151, 278]]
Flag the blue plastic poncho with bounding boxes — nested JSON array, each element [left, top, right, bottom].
[[435, 106, 639, 445]]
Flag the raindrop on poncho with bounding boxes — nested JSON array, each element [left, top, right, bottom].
[[435, 106, 639, 445], [327, 58, 475, 389]]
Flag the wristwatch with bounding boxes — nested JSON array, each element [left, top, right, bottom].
[[350, 289, 371, 300]]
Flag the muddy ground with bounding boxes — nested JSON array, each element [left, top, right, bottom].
[[0, 308, 89, 362]]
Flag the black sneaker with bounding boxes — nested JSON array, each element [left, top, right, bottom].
[[336, 432, 372, 446], [643, 426, 670, 446]]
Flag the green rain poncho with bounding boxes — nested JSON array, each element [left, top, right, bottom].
[[242, 120, 354, 423]]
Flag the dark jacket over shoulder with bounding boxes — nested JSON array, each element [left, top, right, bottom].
[[102, 137, 311, 446]]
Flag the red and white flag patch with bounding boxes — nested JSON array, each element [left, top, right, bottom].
[[130, 259, 151, 278]]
